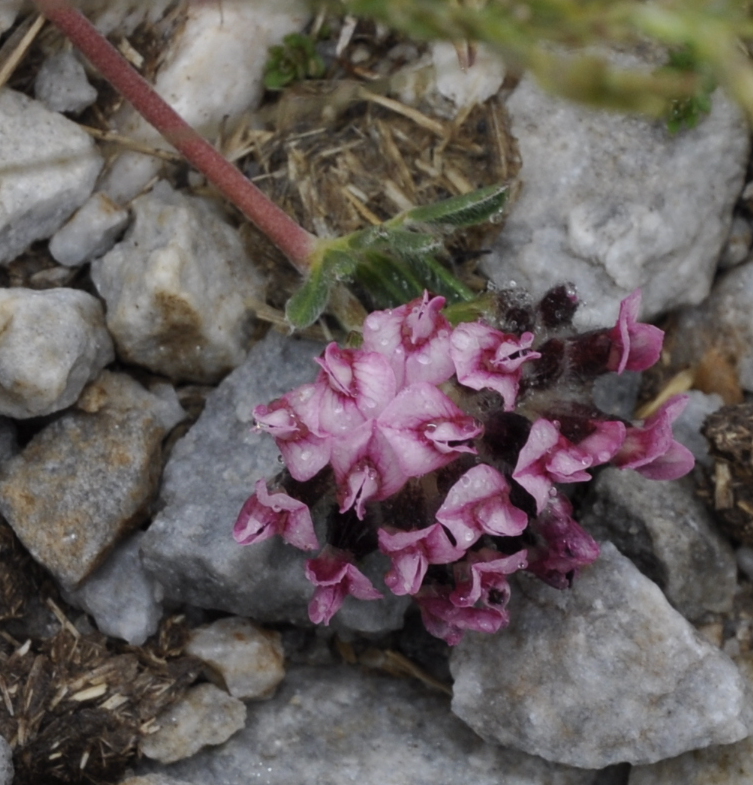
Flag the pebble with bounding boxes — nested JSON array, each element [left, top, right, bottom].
[[62, 532, 163, 645], [483, 68, 749, 329], [0, 371, 185, 588], [185, 617, 285, 700], [139, 683, 247, 765], [581, 470, 737, 621], [91, 181, 264, 384], [0, 287, 114, 419], [50, 191, 130, 267], [136, 665, 595, 785], [34, 50, 98, 114], [719, 215, 753, 270], [141, 330, 409, 633], [0, 88, 102, 264], [450, 543, 752, 768]]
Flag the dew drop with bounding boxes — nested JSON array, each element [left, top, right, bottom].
[[597, 451, 610, 462], [425, 422, 438, 432], [549, 487, 557, 496], [300, 450, 311, 461], [417, 354, 431, 365]]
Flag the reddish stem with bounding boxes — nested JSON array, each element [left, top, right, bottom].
[[32, 0, 318, 273]]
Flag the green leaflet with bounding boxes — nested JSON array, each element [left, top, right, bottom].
[[399, 183, 508, 228]]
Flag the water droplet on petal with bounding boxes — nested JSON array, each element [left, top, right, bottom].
[[417, 354, 430, 365], [300, 450, 311, 461], [425, 422, 437, 432]]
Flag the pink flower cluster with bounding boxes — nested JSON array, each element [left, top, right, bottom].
[[234, 288, 694, 645]]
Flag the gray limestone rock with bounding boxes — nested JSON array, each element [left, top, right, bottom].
[[451, 543, 752, 768], [0, 735, 11, 785], [141, 330, 409, 633], [91, 181, 264, 384], [139, 683, 247, 764], [629, 736, 753, 785], [0, 287, 114, 419], [185, 617, 285, 700], [484, 73, 749, 329], [671, 259, 753, 393], [0, 372, 185, 588], [581, 469, 736, 621], [0, 88, 103, 264], [63, 532, 164, 645], [136, 665, 595, 785], [50, 192, 130, 267], [34, 50, 98, 114]]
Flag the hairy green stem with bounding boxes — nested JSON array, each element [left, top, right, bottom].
[[32, 0, 318, 274]]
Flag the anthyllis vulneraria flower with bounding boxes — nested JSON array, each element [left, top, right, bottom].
[[234, 286, 694, 645]]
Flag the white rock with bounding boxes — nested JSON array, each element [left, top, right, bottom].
[[483, 72, 749, 329], [50, 192, 130, 266], [101, 0, 309, 203], [140, 683, 247, 764], [0, 288, 114, 419], [34, 50, 98, 114], [0, 88, 103, 264], [673, 390, 724, 467], [80, 0, 174, 36], [62, 532, 163, 645], [451, 543, 753, 768], [91, 181, 264, 384], [186, 617, 285, 700]]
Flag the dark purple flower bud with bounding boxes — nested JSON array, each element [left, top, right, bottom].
[[526, 494, 600, 589]]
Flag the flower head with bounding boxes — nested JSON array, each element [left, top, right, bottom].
[[253, 385, 330, 481], [305, 547, 383, 625], [450, 548, 528, 608], [612, 395, 695, 480], [378, 523, 466, 596], [451, 322, 540, 410], [377, 382, 483, 477], [415, 584, 510, 645], [234, 478, 319, 551], [313, 343, 396, 435], [436, 464, 528, 549], [362, 292, 454, 389], [607, 290, 664, 374], [513, 418, 625, 512]]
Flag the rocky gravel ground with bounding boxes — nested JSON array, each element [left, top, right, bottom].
[[1, 2, 753, 784]]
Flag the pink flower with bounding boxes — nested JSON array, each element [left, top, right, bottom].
[[377, 382, 483, 478], [435, 464, 528, 548], [313, 343, 396, 435], [450, 548, 528, 608], [329, 420, 406, 519], [378, 523, 466, 596], [305, 547, 383, 625], [234, 479, 319, 551], [362, 291, 454, 389], [612, 395, 695, 480], [253, 384, 330, 482], [415, 585, 509, 645], [526, 494, 600, 589], [607, 290, 664, 374], [451, 322, 540, 410], [513, 418, 625, 512]]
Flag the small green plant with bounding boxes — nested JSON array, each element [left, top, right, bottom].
[[663, 47, 716, 133], [264, 32, 327, 91]]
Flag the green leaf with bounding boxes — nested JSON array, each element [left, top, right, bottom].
[[285, 263, 331, 329], [399, 184, 509, 228]]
